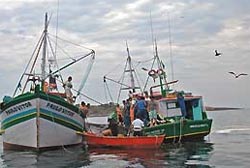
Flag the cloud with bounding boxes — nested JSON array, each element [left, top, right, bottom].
[[0, 0, 249, 107]]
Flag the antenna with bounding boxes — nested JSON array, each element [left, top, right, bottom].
[[150, 11, 155, 56], [167, 12, 174, 82]]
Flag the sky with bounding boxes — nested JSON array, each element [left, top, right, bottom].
[[0, 0, 249, 108]]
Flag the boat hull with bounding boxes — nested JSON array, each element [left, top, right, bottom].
[[0, 92, 84, 150], [143, 118, 212, 142], [83, 132, 164, 149]]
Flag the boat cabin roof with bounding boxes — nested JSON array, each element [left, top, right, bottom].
[[151, 91, 202, 102]]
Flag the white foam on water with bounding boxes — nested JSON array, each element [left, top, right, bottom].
[[215, 128, 250, 134]]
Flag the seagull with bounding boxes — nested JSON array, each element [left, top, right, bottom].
[[214, 50, 222, 56], [228, 71, 248, 78]]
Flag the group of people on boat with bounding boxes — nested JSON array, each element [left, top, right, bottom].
[[44, 75, 80, 104], [44, 75, 91, 119], [103, 91, 164, 137], [43, 75, 75, 103]]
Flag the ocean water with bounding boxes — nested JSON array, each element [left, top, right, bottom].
[[0, 109, 250, 168]]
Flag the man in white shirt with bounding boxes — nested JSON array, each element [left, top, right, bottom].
[[131, 114, 144, 136], [64, 76, 73, 103]]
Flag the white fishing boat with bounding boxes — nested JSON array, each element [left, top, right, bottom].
[[0, 13, 95, 150]]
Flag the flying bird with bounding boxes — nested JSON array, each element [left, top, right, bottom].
[[214, 50, 222, 56], [228, 71, 248, 78]]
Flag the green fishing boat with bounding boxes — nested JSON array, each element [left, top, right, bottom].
[[104, 41, 212, 142]]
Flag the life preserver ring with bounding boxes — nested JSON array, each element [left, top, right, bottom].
[[148, 69, 157, 77], [157, 69, 164, 76]]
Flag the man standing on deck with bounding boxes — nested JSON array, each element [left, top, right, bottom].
[[64, 76, 74, 103], [135, 96, 148, 126], [177, 92, 187, 117]]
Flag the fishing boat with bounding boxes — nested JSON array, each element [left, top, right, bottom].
[[79, 132, 164, 149], [0, 13, 95, 150], [103, 42, 212, 142]]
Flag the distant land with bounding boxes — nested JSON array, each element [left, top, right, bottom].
[[205, 106, 242, 111], [88, 103, 243, 117]]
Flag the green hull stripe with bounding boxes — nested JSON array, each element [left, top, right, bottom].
[[40, 108, 83, 131], [2, 109, 36, 125], [2, 111, 83, 132], [165, 130, 210, 139], [1, 92, 80, 115], [40, 113, 82, 132], [1, 112, 36, 130]]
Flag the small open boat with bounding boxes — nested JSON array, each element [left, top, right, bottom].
[[79, 132, 164, 149]]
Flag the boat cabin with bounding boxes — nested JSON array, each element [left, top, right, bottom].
[[156, 93, 205, 121]]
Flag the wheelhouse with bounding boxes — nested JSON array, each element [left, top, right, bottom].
[[157, 95, 205, 120]]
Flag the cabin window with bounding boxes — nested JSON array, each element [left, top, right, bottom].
[[167, 102, 177, 109], [158, 100, 182, 117]]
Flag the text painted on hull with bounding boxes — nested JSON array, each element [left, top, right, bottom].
[[190, 124, 209, 128], [46, 102, 75, 117], [5, 102, 32, 116]]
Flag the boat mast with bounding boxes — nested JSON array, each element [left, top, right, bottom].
[[126, 41, 136, 93], [41, 13, 48, 89], [154, 40, 169, 96]]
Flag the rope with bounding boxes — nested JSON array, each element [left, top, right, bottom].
[[84, 117, 93, 133], [45, 91, 87, 153], [172, 116, 176, 143], [44, 92, 71, 153], [178, 117, 183, 143]]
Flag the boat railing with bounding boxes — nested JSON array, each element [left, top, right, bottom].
[[150, 80, 178, 98]]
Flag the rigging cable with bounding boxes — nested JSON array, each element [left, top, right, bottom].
[[103, 79, 108, 103], [47, 35, 64, 83], [22, 34, 46, 94], [76, 53, 95, 97], [13, 32, 45, 97], [117, 58, 128, 103], [49, 34, 93, 51], [103, 77, 114, 103], [52, 0, 65, 85], [131, 62, 143, 93], [143, 55, 157, 92]]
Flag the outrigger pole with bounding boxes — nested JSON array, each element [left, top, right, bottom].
[[49, 50, 95, 76], [103, 76, 132, 89]]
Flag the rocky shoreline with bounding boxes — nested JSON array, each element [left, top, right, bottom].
[[88, 103, 116, 117]]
